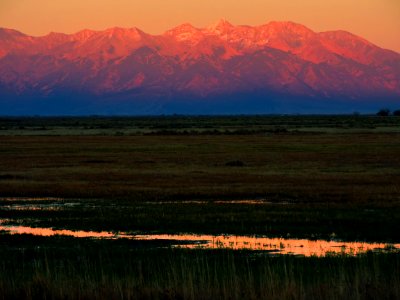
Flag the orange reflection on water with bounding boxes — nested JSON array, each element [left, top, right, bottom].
[[0, 222, 398, 257], [1, 225, 119, 239], [134, 234, 400, 257]]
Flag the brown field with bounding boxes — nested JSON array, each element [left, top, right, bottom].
[[1, 133, 399, 202]]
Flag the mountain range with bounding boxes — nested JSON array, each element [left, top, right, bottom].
[[0, 19, 399, 115]]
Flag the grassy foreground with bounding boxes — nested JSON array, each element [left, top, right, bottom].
[[1, 116, 400, 299], [0, 235, 399, 300]]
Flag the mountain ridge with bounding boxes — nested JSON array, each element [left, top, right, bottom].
[[0, 20, 399, 115]]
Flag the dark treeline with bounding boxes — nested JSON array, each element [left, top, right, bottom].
[[0, 115, 400, 135]]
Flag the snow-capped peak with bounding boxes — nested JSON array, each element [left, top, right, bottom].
[[164, 23, 203, 42], [206, 19, 234, 35]]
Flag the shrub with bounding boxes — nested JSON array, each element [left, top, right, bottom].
[[225, 160, 245, 167], [376, 109, 390, 116]]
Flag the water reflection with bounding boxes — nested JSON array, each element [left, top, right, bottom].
[[144, 200, 269, 205], [0, 224, 118, 238], [0, 222, 398, 257], [146, 200, 292, 205], [0, 198, 286, 210], [0, 203, 80, 211], [0, 197, 63, 201], [137, 234, 399, 256]]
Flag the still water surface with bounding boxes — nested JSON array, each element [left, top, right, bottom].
[[0, 221, 398, 257]]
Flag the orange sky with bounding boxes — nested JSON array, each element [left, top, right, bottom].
[[1, 0, 399, 52]]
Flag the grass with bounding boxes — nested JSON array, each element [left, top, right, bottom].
[[0, 235, 399, 300], [0, 120, 399, 241], [0, 116, 399, 298], [0, 133, 399, 202]]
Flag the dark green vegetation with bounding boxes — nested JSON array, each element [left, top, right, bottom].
[[376, 108, 400, 116], [0, 235, 399, 300], [1, 116, 400, 299], [1, 115, 400, 135]]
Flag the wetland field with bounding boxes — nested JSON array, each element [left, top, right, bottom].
[[0, 115, 400, 299]]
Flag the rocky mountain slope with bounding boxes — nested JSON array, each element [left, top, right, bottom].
[[0, 20, 399, 114]]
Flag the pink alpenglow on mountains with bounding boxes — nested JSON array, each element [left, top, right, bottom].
[[0, 20, 399, 115]]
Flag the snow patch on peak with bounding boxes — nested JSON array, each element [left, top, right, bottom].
[[164, 23, 203, 43], [319, 30, 372, 46], [166, 23, 199, 34], [103, 27, 144, 39], [206, 19, 234, 34], [45, 32, 69, 39], [262, 21, 315, 36], [73, 29, 98, 40]]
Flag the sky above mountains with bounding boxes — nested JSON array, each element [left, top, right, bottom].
[[1, 0, 399, 53]]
